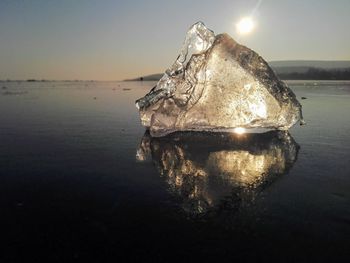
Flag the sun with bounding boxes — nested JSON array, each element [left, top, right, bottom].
[[233, 127, 246, 135], [236, 17, 254, 34]]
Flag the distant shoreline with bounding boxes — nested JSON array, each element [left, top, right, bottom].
[[2, 61, 350, 82], [126, 68, 350, 81], [2, 78, 350, 83], [126, 60, 350, 81]]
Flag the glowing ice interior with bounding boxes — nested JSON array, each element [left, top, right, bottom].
[[136, 22, 304, 137]]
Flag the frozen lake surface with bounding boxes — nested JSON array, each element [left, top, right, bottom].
[[0, 80, 350, 261]]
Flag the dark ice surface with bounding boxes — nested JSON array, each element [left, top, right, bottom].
[[0, 80, 349, 262]]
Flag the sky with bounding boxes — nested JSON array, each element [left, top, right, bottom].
[[0, 0, 350, 81]]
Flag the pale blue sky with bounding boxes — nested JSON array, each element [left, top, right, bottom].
[[1, 0, 349, 80]]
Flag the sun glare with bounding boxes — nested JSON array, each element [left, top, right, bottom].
[[233, 127, 246, 135], [236, 17, 254, 34]]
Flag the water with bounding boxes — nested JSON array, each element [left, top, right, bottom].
[[0, 80, 349, 261]]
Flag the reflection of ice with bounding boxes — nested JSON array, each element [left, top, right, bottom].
[[136, 131, 299, 216]]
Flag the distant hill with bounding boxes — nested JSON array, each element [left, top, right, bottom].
[[127, 60, 350, 81], [125, 74, 163, 81], [269, 60, 350, 69], [270, 60, 350, 76], [270, 60, 350, 79], [277, 67, 350, 80]]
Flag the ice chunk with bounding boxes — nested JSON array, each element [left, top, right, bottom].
[[136, 22, 215, 110], [136, 131, 299, 215], [136, 22, 304, 137]]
